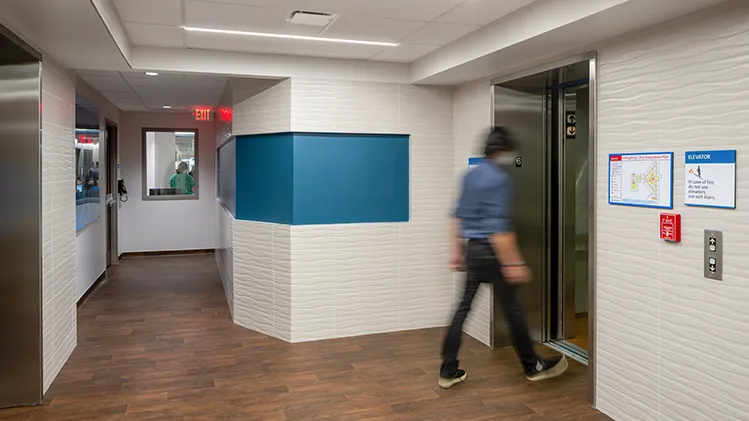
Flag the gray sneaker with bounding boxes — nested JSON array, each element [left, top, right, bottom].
[[525, 356, 568, 381], [438, 369, 467, 389]]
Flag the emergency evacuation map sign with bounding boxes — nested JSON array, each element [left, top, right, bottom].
[[608, 152, 674, 209], [685, 150, 736, 209]]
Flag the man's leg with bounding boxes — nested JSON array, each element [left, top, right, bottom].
[[493, 260, 569, 381], [492, 271, 540, 369], [439, 259, 481, 387]]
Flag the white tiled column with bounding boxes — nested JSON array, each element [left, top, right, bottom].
[[41, 59, 77, 392]]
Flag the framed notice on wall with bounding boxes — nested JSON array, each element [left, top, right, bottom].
[[684, 150, 736, 209], [608, 152, 674, 209]]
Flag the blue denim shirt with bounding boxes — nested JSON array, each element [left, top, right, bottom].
[[454, 160, 513, 239]]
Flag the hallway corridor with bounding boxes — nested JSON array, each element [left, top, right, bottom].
[[0, 255, 606, 420]]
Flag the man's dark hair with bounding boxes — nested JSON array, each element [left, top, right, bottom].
[[484, 126, 517, 157]]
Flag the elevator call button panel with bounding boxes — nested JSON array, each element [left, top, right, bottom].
[[704, 230, 723, 281]]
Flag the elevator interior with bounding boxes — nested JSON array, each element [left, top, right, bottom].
[[490, 56, 595, 366]]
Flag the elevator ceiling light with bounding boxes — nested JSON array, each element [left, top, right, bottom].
[[145, 72, 159, 76], [183, 26, 398, 47]]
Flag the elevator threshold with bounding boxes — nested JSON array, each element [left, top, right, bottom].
[[544, 340, 588, 366]]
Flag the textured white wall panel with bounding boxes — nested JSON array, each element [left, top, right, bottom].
[[452, 79, 493, 346], [216, 204, 234, 316], [41, 59, 77, 392], [288, 80, 457, 342], [233, 79, 291, 136], [597, 2, 749, 420], [273, 224, 292, 342], [232, 220, 291, 341]]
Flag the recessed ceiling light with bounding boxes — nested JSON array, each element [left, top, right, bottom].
[[183, 26, 398, 47], [162, 105, 172, 109], [145, 72, 159, 76]]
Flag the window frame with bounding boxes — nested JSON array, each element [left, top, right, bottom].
[[141, 127, 200, 201]]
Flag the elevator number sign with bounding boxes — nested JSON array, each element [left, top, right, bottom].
[[192, 108, 213, 122]]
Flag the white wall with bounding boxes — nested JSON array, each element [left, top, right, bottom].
[[75, 78, 120, 300], [228, 80, 293, 340], [41, 58, 77, 392], [288, 79, 455, 342], [595, 2, 749, 420], [119, 112, 216, 252], [233, 221, 291, 341], [452, 79, 494, 346]]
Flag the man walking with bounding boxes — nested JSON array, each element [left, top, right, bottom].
[[439, 126, 568, 389]]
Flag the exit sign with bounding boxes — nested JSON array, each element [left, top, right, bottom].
[[192, 108, 213, 121]]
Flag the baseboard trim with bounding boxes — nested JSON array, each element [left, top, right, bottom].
[[121, 249, 215, 258], [77, 271, 107, 308]]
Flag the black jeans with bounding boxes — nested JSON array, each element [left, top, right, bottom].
[[440, 239, 539, 377]]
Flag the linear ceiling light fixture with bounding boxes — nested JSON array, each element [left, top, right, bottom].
[[183, 26, 398, 47]]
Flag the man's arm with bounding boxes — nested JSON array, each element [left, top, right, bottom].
[[450, 176, 468, 271], [449, 218, 464, 270], [489, 231, 524, 266]]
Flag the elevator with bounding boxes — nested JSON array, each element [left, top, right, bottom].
[[490, 55, 597, 373], [0, 25, 44, 408]]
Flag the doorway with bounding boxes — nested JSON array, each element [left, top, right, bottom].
[[490, 55, 596, 373], [105, 120, 118, 267]]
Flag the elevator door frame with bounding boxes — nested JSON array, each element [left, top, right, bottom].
[[490, 52, 598, 408]]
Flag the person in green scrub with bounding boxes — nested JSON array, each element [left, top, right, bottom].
[[170, 161, 195, 195]]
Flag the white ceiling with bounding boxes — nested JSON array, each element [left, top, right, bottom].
[[114, 0, 538, 63], [77, 70, 231, 112]]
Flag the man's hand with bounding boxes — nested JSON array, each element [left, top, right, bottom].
[[502, 264, 531, 284], [450, 249, 465, 271]]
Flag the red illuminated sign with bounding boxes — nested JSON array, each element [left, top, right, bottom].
[[660, 213, 681, 243], [218, 106, 233, 123], [192, 107, 214, 122], [76, 135, 95, 144]]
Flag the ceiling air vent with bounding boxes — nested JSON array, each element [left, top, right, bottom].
[[286, 10, 335, 27]]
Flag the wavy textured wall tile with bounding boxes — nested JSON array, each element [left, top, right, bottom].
[[41, 60, 77, 392], [597, 3, 749, 420], [216, 204, 234, 315], [233, 79, 291, 136]]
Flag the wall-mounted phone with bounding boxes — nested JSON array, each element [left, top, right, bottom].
[[118, 179, 129, 203]]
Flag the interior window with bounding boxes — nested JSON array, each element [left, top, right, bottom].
[[75, 96, 101, 231], [143, 129, 198, 200]]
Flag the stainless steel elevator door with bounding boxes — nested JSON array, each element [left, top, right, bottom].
[[492, 86, 546, 347], [0, 61, 43, 407]]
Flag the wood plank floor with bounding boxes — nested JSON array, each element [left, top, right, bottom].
[[0, 255, 610, 420]]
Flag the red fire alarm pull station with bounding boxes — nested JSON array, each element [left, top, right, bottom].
[[660, 213, 681, 243]]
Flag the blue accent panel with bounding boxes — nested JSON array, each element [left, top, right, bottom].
[[235, 133, 294, 224], [685, 150, 736, 164], [217, 138, 237, 217], [292, 133, 409, 225], [468, 157, 484, 166]]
